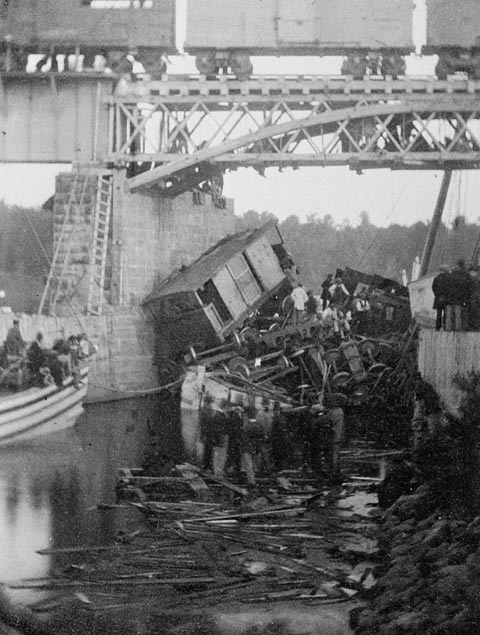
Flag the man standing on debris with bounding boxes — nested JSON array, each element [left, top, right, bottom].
[[352, 292, 372, 335], [329, 277, 350, 309], [255, 405, 273, 474], [210, 401, 230, 479], [240, 407, 262, 487], [290, 282, 308, 325], [321, 274, 333, 309], [305, 290, 318, 320], [271, 401, 288, 472]]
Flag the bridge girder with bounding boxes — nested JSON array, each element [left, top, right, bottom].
[[108, 77, 480, 193]]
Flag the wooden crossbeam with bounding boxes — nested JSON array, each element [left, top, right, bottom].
[[127, 102, 420, 190]]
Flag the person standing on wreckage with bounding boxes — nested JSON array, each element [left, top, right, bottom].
[[290, 282, 309, 325], [209, 400, 230, 479]]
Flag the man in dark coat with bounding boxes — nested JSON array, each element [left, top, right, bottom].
[[321, 274, 333, 310], [445, 262, 472, 331], [5, 319, 26, 357], [431, 264, 450, 331]]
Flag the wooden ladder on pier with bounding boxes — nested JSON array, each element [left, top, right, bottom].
[[38, 170, 91, 316], [86, 174, 113, 316]]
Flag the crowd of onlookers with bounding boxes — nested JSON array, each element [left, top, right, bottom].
[[432, 260, 480, 331], [286, 273, 396, 342], [199, 394, 345, 489], [0, 320, 91, 389]]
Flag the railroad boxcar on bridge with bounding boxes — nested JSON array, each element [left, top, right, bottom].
[[0, 0, 176, 74], [425, 0, 480, 78], [184, 0, 414, 79]]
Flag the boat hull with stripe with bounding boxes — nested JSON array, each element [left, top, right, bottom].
[[0, 366, 89, 444]]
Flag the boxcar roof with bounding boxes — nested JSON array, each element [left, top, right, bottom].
[[144, 220, 280, 303]]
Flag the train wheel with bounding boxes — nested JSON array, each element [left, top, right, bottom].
[[330, 371, 351, 390], [195, 52, 217, 75], [381, 54, 406, 79], [435, 55, 454, 80], [229, 53, 252, 81], [227, 356, 250, 378], [341, 55, 368, 80], [140, 49, 167, 79]]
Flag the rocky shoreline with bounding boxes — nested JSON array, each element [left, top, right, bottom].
[[353, 376, 480, 635]]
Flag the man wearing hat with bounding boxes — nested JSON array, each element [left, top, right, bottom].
[[432, 265, 450, 331], [5, 319, 26, 358], [290, 282, 308, 325], [328, 277, 350, 309]]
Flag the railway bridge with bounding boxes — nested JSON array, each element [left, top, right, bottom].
[[2, 73, 480, 184]]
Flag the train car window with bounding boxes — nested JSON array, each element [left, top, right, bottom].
[[83, 1, 153, 8]]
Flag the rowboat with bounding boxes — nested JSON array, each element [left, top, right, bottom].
[[0, 365, 89, 445]]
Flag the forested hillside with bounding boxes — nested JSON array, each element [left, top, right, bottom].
[[235, 210, 480, 291], [0, 202, 53, 313]]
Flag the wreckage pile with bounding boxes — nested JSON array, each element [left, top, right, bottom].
[[4, 461, 384, 634], [180, 316, 418, 429]]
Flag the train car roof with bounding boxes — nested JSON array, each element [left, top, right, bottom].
[[144, 220, 281, 302]]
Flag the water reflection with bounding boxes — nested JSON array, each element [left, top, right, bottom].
[[0, 396, 158, 604]]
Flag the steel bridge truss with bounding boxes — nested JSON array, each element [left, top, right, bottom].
[[107, 77, 480, 194]]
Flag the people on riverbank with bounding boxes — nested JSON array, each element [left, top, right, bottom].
[[430, 260, 480, 331], [4, 319, 26, 357], [432, 264, 450, 331]]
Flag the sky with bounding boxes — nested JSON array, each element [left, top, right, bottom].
[[1, 0, 480, 228]]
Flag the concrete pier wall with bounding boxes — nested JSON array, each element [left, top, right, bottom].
[[110, 176, 235, 306]]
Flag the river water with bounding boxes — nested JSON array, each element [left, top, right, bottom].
[[0, 396, 160, 605], [0, 396, 356, 634]]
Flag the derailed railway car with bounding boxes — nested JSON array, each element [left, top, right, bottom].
[[425, 0, 480, 78], [184, 0, 415, 79], [0, 0, 176, 75], [143, 221, 290, 384]]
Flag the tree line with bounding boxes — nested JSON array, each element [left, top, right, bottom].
[[0, 201, 53, 313]]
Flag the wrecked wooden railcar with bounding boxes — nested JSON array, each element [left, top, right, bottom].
[[339, 266, 411, 334], [143, 221, 291, 382]]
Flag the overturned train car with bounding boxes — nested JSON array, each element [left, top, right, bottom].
[[143, 221, 292, 384]]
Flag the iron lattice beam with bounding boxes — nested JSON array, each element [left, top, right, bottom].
[[107, 77, 480, 192]]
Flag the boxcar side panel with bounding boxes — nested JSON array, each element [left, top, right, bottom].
[[244, 236, 286, 292], [4, 0, 176, 50], [426, 0, 480, 49], [185, 0, 278, 51], [212, 267, 249, 320], [185, 0, 413, 53], [311, 0, 413, 51]]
